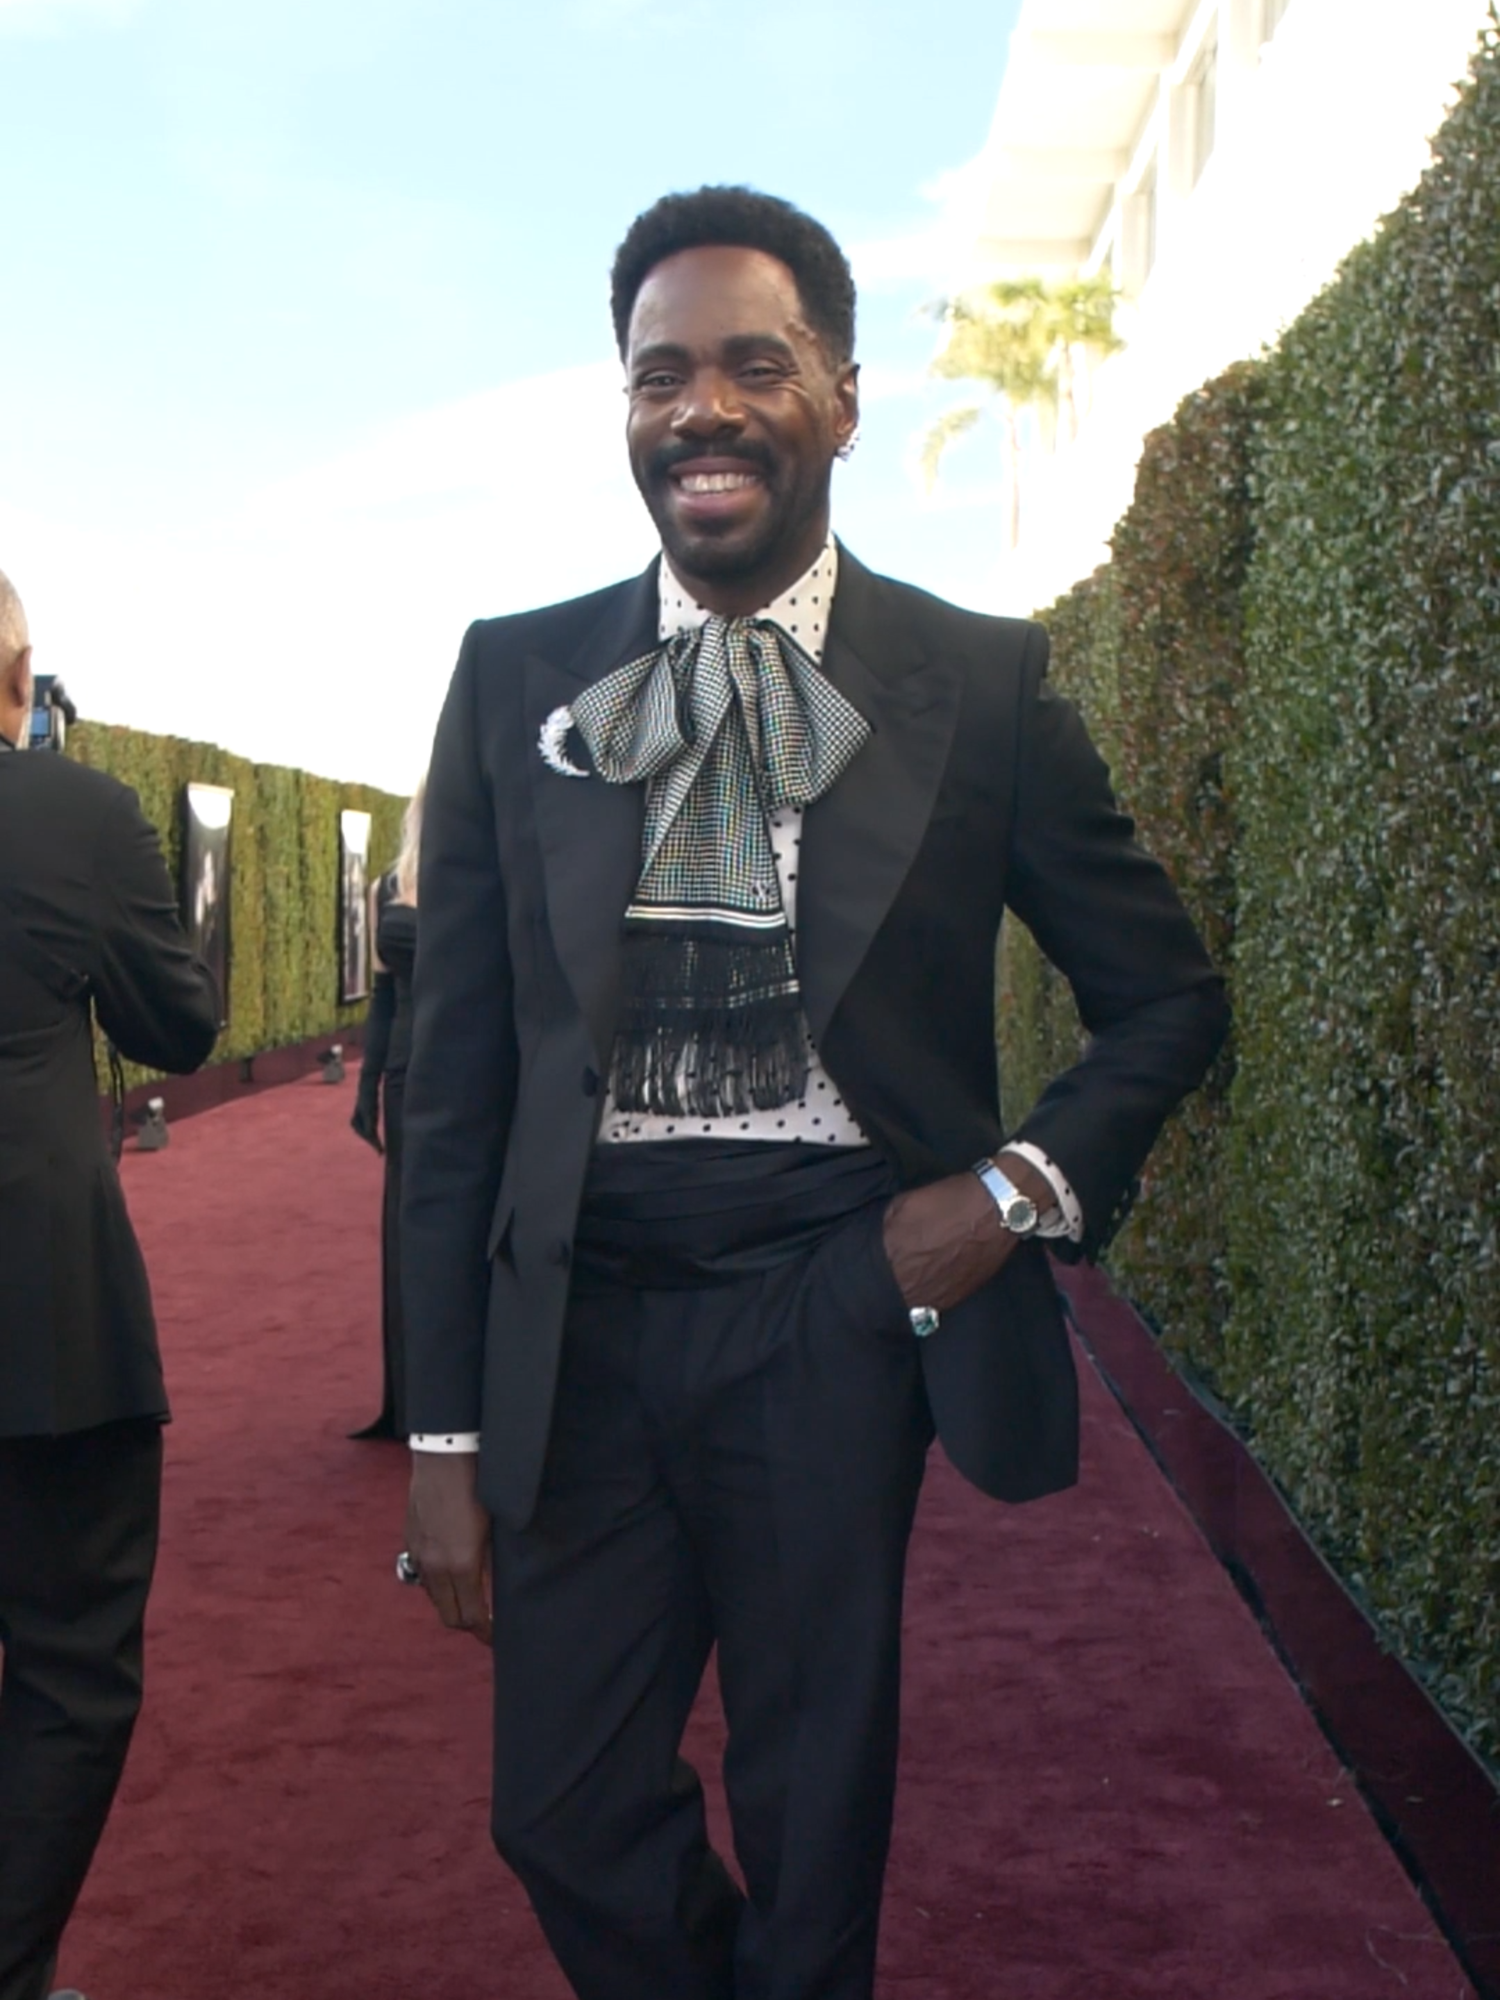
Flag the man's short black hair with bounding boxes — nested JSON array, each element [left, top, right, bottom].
[[610, 186, 857, 364]]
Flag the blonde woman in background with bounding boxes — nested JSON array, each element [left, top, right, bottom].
[[350, 779, 423, 1438]]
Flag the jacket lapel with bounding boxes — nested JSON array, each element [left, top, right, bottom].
[[797, 549, 961, 1042], [526, 564, 657, 1066]]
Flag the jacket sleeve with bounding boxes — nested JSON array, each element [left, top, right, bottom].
[[1003, 627, 1230, 1257], [358, 973, 395, 1097], [91, 785, 221, 1074], [400, 625, 519, 1435]]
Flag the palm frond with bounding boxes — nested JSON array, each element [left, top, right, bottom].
[[920, 405, 983, 490]]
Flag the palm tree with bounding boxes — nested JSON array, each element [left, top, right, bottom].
[[922, 273, 1123, 548]]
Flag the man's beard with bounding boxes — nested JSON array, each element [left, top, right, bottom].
[[639, 439, 820, 584], [647, 440, 766, 571], [660, 512, 786, 582]]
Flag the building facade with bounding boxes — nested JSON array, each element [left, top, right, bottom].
[[953, 0, 1494, 611]]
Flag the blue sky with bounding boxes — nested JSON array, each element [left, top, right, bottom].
[[2, 0, 1024, 791]]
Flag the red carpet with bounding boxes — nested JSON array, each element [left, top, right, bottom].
[[54, 1077, 1473, 1999]]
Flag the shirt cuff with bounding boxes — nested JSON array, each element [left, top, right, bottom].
[[1001, 1141, 1084, 1244], [409, 1432, 481, 1452]]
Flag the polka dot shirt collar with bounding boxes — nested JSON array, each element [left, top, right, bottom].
[[658, 539, 839, 665]]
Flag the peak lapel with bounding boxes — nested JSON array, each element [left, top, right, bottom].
[[797, 551, 961, 1042], [527, 563, 658, 1066]]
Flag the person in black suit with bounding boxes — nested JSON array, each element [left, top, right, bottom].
[[400, 189, 1230, 2000], [0, 572, 219, 2000], [350, 781, 423, 1438]]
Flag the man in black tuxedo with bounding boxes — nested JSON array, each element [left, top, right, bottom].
[[0, 573, 219, 2000], [401, 188, 1229, 2000]]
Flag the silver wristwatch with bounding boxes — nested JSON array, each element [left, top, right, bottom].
[[971, 1157, 1040, 1237]]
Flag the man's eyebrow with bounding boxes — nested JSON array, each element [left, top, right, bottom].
[[628, 333, 802, 373], [721, 334, 798, 364], [629, 342, 692, 373]]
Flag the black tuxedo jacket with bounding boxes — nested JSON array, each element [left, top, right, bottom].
[[403, 547, 1229, 1528], [0, 748, 220, 1437]]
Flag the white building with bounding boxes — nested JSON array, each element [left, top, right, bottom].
[[947, 0, 1494, 612]]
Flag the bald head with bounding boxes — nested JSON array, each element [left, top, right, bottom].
[[0, 571, 26, 667], [0, 570, 33, 746]]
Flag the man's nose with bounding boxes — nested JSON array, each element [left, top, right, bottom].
[[670, 369, 747, 436]]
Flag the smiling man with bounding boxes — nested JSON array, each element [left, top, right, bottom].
[[400, 187, 1228, 2000]]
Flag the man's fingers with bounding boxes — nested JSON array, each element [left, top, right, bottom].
[[446, 1560, 494, 1640], [406, 1451, 492, 1642], [423, 1562, 492, 1645], [423, 1566, 464, 1629]]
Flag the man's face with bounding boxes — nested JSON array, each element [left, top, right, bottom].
[[624, 244, 859, 605]]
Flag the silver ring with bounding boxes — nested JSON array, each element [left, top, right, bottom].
[[395, 1550, 422, 1586], [909, 1305, 941, 1339]]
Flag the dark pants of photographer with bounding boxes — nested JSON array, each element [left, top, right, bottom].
[[0, 1419, 162, 2000]]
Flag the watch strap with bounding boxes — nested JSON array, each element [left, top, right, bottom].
[[971, 1156, 1040, 1236]]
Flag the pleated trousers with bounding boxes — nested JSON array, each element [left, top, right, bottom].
[[489, 1147, 934, 2000]]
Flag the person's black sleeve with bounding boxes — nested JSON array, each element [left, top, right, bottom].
[[400, 624, 519, 1435], [90, 785, 220, 1074], [353, 973, 394, 1148], [1004, 629, 1231, 1257]]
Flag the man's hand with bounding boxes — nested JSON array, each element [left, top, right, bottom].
[[350, 1095, 383, 1153], [405, 1452, 493, 1647], [880, 1150, 1055, 1314]]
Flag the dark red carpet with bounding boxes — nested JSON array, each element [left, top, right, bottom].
[[54, 1078, 1473, 1998]]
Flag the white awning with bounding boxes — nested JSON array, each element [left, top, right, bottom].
[[970, 0, 1199, 267]]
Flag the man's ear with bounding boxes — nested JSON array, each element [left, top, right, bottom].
[[835, 361, 860, 451], [7, 648, 33, 720], [2, 643, 32, 718]]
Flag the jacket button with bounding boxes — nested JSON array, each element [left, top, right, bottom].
[[548, 1239, 571, 1267], [582, 1066, 600, 1096]]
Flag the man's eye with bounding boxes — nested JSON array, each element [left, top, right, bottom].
[[741, 363, 784, 382], [636, 372, 680, 392]]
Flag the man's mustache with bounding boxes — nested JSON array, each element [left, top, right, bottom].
[[647, 440, 775, 481]]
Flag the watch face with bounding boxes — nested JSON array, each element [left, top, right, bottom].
[[1005, 1195, 1039, 1235]]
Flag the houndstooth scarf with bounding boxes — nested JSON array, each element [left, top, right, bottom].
[[570, 615, 870, 1118]]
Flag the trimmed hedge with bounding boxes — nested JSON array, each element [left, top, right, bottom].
[[68, 721, 405, 1078], [1003, 366, 1256, 1365], [1004, 22, 1500, 1756], [1225, 30, 1500, 1748]]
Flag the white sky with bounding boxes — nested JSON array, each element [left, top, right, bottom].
[[4, 0, 1024, 794]]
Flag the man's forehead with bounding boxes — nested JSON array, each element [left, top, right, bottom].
[[627, 245, 812, 349]]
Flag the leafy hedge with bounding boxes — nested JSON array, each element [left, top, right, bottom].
[[1004, 22, 1500, 1756], [68, 721, 405, 1077], [1003, 366, 1256, 1364]]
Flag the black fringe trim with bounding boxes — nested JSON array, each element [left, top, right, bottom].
[[609, 930, 811, 1117]]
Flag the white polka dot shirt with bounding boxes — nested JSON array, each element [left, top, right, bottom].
[[599, 540, 869, 1149]]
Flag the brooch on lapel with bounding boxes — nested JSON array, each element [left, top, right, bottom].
[[538, 705, 590, 779]]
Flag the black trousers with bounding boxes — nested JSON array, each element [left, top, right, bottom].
[[490, 1180, 933, 2000], [378, 1069, 408, 1436], [0, 1419, 162, 2000]]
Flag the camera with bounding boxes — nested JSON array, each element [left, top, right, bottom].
[[28, 674, 77, 753]]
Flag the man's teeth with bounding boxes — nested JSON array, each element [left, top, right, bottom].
[[678, 471, 758, 494]]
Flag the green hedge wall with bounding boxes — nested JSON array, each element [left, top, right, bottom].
[[1002, 365, 1257, 1367], [68, 721, 405, 1078], [1004, 23, 1500, 1757]]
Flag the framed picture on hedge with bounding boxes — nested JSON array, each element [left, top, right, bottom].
[[339, 809, 373, 1004], [181, 782, 233, 1030]]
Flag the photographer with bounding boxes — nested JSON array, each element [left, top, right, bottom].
[[0, 571, 219, 2000]]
